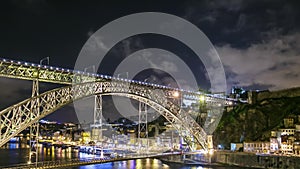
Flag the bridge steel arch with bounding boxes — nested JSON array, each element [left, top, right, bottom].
[[0, 81, 208, 150]]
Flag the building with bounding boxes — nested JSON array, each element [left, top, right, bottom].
[[243, 142, 270, 153], [231, 143, 243, 151], [283, 117, 294, 128], [270, 137, 279, 153], [293, 141, 300, 155], [281, 142, 293, 154], [81, 131, 91, 144], [279, 128, 295, 136], [244, 115, 300, 156]]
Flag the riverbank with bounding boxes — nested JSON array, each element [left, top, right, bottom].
[[160, 151, 300, 169], [159, 152, 222, 167], [215, 151, 300, 169]]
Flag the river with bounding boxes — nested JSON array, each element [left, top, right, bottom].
[[0, 143, 242, 169]]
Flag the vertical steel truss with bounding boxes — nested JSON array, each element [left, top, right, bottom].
[[28, 79, 39, 164], [138, 102, 148, 151], [92, 94, 102, 141]]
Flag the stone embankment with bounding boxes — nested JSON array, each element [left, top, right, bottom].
[[256, 87, 300, 102], [215, 151, 300, 169]]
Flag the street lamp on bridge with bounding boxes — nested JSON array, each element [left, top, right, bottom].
[[39, 57, 50, 65]]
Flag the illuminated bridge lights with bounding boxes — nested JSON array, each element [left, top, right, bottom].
[[0, 57, 226, 151]]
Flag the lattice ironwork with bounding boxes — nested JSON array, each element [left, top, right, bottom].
[[0, 58, 226, 151], [0, 81, 216, 151], [0, 58, 226, 105], [28, 80, 39, 164], [0, 58, 97, 84]]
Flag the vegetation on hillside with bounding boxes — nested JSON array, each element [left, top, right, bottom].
[[214, 96, 300, 149]]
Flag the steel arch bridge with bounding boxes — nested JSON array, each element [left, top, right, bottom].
[[0, 81, 207, 150], [0, 58, 225, 151]]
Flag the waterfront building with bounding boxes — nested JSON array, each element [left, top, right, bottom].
[[243, 142, 270, 153], [281, 142, 293, 154], [277, 118, 296, 154], [270, 137, 279, 153], [81, 131, 91, 144], [241, 115, 300, 156], [279, 128, 295, 136], [293, 141, 300, 155], [230, 143, 243, 151]]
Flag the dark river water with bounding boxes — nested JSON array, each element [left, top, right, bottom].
[[0, 143, 242, 169]]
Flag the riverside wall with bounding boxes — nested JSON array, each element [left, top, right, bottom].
[[215, 151, 300, 169], [249, 87, 300, 103]]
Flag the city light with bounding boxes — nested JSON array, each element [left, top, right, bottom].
[[172, 91, 180, 98], [0, 1, 299, 168], [199, 95, 205, 102]]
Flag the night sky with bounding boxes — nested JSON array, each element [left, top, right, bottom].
[[0, 0, 299, 122]]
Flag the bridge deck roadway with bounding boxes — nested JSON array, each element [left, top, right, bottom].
[[1, 152, 182, 169], [0, 57, 218, 100]]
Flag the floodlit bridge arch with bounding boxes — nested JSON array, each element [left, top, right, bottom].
[[0, 80, 208, 150]]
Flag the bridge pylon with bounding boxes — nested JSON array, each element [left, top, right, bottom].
[[138, 102, 148, 153], [28, 79, 39, 165], [91, 94, 103, 142], [91, 94, 104, 158]]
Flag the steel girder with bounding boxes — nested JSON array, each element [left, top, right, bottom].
[[0, 58, 225, 105], [0, 81, 209, 150], [0, 58, 96, 84]]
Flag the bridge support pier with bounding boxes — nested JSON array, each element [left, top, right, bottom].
[[92, 94, 103, 142], [91, 94, 103, 158], [28, 79, 39, 165], [138, 102, 148, 153]]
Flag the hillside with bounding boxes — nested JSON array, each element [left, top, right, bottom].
[[214, 87, 300, 149]]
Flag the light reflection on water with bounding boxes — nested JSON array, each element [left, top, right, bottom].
[[74, 159, 171, 169], [74, 158, 234, 169], [1, 143, 237, 169], [0, 143, 79, 166]]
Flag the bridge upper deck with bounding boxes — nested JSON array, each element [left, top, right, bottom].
[[0, 57, 225, 103]]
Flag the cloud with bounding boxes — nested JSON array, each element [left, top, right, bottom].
[[184, 0, 300, 49], [118, 38, 144, 57], [182, 0, 300, 92], [86, 34, 110, 52], [207, 0, 246, 12], [217, 32, 300, 91]]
